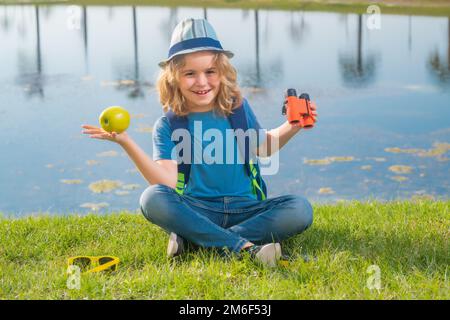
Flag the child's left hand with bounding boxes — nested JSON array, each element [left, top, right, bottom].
[[310, 102, 318, 123], [291, 102, 318, 129]]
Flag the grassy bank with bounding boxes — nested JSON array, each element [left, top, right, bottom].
[[2, 0, 450, 16], [1, 200, 448, 299]]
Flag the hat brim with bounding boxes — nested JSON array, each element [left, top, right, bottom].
[[158, 47, 234, 68]]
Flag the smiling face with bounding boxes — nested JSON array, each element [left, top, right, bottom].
[[177, 51, 221, 112]]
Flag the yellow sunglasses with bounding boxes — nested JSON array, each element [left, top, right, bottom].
[[67, 256, 120, 274]]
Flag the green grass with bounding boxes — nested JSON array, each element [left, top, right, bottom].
[[1, 200, 449, 299], [3, 0, 450, 17]]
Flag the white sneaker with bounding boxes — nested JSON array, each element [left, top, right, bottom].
[[247, 243, 282, 267], [167, 232, 185, 258]]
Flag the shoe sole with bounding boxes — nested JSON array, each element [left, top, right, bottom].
[[255, 243, 282, 267], [275, 243, 282, 260], [167, 232, 180, 258]]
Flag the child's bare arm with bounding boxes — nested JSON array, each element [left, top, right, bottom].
[[82, 125, 177, 188], [257, 122, 301, 157], [119, 137, 177, 188]]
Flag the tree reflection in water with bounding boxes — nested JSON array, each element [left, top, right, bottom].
[[112, 6, 152, 99], [428, 18, 450, 86], [239, 10, 283, 92], [288, 10, 309, 43], [338, 14, 377, 88], [15, 6, 44, 99]]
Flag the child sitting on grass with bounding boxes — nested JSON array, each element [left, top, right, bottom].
[[82, 18, 316, 267]]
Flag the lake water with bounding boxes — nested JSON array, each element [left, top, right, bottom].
[[1, 4, 449, 215]]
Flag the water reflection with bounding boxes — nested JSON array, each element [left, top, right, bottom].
[[1, 5, 449, 214], [82, 6, 88, 75], [288, 11, 308, 42], [159, 7, 178, 43], [408, 16, 412, 53], [255, 10, 261, 85], [338, 14, 377, 87], [130, 6, 142, 98], [239, 10, 283, 89], [2, 6, 396, 94], [1, 5, 11, 32], [15, 6, 44, 99], [102, 6, 151, 98], [428, 18, 450, 86]]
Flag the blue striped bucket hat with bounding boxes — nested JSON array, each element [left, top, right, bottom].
[[159, 18, 234, 67]]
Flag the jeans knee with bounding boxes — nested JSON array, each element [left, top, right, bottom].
[[302, 198, 314, 230], [287, 195, 314, 232], [139, 184, 175, 222]]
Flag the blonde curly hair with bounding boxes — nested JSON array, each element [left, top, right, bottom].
[[156, 51, 242, 117]]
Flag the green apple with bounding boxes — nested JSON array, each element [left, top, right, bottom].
[[99, 106, 130, 133]]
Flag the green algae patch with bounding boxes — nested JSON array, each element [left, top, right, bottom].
[[318, 187, 335, 195], [86, 160, 100, 166], [96, 151, 119, 158], [384, 147, 425, 154], [384, 142, 450, 161], [80, 202, 109, 211], [60, 179, 83, 185], [388, 165, 413, 174], [304, 156, 355, 166], [121, 184, 141, 191], [390, 176, 409, 182], [88, 180, 123, 193]]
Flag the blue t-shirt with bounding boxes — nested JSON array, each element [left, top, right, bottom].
[[152, 101, 267, 199]]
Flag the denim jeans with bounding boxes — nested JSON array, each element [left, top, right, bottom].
[[139, 184, 313, 253]]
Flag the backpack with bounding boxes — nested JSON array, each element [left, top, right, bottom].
[[165, 99, 268, 200]]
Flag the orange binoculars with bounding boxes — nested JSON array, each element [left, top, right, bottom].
[[282, 88, 316, 128]]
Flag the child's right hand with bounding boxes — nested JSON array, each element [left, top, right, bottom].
[[81, 124, 129, 145]]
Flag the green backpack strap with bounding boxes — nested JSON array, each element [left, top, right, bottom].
[[228, 99, 268, 200], [165, 110, 190, 195]]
